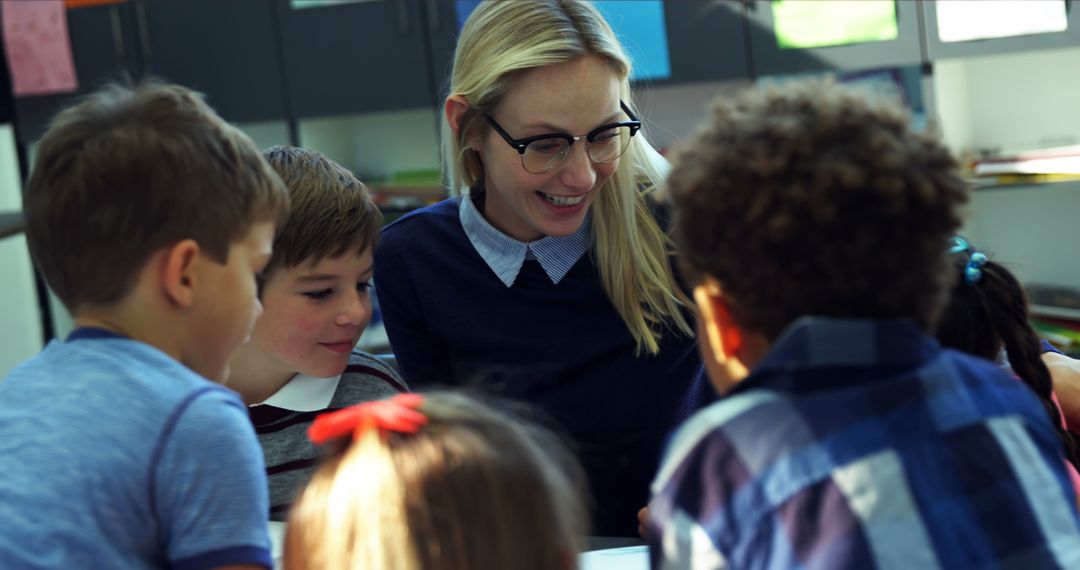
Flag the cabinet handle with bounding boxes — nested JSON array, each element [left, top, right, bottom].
[[426, 0, 439, 32], [109, 4, 126, 67], [135, 0, 152, 73], [397, 0, 411, 35]]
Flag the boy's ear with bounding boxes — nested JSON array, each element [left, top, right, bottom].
[[445, 94, 470, 135], [160, 239, 201, 309], [693, 277, 742, 361]]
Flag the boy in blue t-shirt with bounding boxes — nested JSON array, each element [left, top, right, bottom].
[[648, 80, 1080, 569], [0, 82, 290, 569]]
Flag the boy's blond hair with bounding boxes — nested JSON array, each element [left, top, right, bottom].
[[669, 79, 968, 339], [23, 81, 289, 313], [259, 146, 381, 278], [285, 392, 587, 570]]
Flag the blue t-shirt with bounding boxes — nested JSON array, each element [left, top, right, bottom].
[[0, 329, 272, 570]]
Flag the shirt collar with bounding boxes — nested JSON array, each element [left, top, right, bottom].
[[751, 316, 938, 375], [459, 192, 592, 287], [257, 372, 341, 412], [67, 327, 127, 342]]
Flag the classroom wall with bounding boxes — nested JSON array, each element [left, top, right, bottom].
[[298, 108, 441, 182], [633, 79, 752, 152], [960, 181, 1080, 294], [0, 125, 43, 378], [933, 45, 1080, 156]]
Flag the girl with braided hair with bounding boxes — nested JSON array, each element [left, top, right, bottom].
[[937, 237, 1080, 487]]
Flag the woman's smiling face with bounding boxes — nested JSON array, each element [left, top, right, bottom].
[[473, 55, 623, 242]]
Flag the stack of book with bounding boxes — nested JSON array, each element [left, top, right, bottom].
[[972, 145, 1080, 187]]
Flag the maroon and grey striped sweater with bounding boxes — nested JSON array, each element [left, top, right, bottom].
[[248, 350, 406, 520]]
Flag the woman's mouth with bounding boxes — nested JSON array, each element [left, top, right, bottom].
[[539, 192, 587, 207]]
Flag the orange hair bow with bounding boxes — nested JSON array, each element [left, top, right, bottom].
[[308, 393, 427, 445]]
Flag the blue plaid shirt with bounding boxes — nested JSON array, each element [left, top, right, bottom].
[[458, 192, 592, 287], [649, 317, 1080, 569]]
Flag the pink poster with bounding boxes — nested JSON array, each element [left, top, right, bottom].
[[2, 0, 78, 97]]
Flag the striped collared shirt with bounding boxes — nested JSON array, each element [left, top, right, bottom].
[[459, 192, 592, 287], [649, 317, 1080, 569]]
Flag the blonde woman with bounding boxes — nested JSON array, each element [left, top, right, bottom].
[[373, 0, 708, 536], [284, 392, 586, 570]]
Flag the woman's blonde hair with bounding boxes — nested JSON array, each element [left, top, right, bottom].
[[284, 392, 587, 570], [443, 0, 693, 354]]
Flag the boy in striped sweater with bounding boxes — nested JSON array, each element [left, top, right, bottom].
[[228, 146, 406, 520]]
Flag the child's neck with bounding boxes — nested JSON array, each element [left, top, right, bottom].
[[73, 309, 182, 363], [228, 344, 297, 406]]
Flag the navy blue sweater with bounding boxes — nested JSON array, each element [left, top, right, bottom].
[[374, 198, 710, 536]]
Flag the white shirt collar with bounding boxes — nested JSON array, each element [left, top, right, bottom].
[[458, 191, 592, 287], [256, 373, 341, 412]]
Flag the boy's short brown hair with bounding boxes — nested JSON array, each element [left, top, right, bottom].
[[669, 79, 968, 340], [23, 81, 289, 314], [259, 146, 381, 278]]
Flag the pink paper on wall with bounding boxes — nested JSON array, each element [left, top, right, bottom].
[[2, 0, 78, 97]]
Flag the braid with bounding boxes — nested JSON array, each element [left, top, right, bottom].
[[983, 262, 1080, 471]]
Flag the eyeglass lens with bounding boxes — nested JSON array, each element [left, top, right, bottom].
[[522, 125, 634, 173]]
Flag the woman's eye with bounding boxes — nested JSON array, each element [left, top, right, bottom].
[[303, 289, 333, 301], [529, 139, 565, 155], [357, 282, 372, 293], [592, 129, 617, 144]]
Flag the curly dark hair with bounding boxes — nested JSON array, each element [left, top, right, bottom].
[[669, 79, 968, 340]]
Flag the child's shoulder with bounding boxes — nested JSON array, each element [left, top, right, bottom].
[[29, 336, 221, 396], [333, 350, 408, 405], [381, 197, 459, 238], [654, 389, 785, 486]]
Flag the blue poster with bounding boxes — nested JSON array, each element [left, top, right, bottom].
[[454, 0, 671, 81]]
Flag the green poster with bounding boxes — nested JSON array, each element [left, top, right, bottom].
[[772, 0, 898, 50]]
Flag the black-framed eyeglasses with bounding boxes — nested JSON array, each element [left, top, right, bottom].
[[482, 101, 642, 174]]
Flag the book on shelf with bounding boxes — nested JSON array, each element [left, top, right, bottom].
[[974, 145, 1080, 177], [1026, 284, 1080, 356]]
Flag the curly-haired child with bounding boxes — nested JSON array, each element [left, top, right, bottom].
[[649, 79, 1080, 569]]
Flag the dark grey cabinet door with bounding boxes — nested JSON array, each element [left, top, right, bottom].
[[139, 0, 287, 123], [277, 0, 437, 118], [424, 0, 456, 102], [923, 0, 1080, 60], [661, 0, 751, 84], [745, 0, 924, 77], [15, 3, 139, 142]]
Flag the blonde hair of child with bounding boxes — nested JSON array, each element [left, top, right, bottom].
[[284, 392, 587, 570], [441, 0, 693, 355]]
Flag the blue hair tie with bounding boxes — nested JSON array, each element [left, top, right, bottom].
[[965, 252, 988, 284]]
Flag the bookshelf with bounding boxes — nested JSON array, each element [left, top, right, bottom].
[[1032, 305, 1080, 322]]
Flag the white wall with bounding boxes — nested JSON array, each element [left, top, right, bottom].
[[634, 79, 753, 152], [299, 108, 441, 181], [0, 125, 44, 378], [932, 45, 1080, 156], [960, 182, 1080, 290], [237, 120, 293, 151], [930, 46, 1080, 295]]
